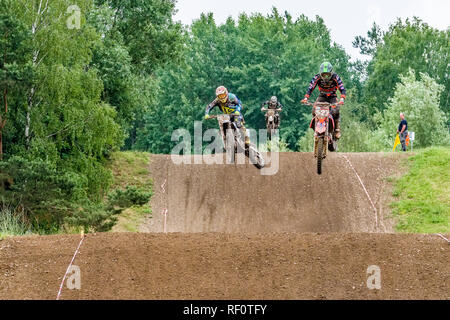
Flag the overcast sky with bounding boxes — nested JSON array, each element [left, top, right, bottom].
[[173, 0, 450, 61]]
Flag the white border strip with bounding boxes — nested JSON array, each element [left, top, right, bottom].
[[162, 209, 168, 233], [161, 179, 167, 194], [160, 178, 168, 233], [56, 235, 86, 300], [435, 233, 450, 243], [341, 154, 379, 229]]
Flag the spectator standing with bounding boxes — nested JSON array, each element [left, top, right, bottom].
[[397, 113, 409, 152]]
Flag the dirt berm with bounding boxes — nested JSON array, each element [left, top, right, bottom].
[[143, 152, 403, 233]]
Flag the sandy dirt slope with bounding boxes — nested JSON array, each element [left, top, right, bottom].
[[0, 233, 448, 300], [143, 153, 405, 234]]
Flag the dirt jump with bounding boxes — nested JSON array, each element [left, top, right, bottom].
[[0, 153, 449, 300], [143, 153, 401, 233]]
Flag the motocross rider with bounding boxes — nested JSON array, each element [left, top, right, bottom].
[[301, 62, 346, 139], [261, 96, 283, 127], [205, 86, 250, 147]]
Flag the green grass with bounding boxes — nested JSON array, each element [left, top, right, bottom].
[[391, 147, 450, 233], [108, 151, 153, 190], [108, 151, 153, 232], [113, 205, 152, 233], [0, 205, 29, 238]]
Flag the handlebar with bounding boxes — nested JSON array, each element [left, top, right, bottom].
[[302, 101, 343, 107], [262, 108, 282, 112], [205, 114, 233, 120]]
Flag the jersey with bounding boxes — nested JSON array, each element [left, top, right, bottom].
[[305, 73, 346, 98], [205, 93, 243, 116]]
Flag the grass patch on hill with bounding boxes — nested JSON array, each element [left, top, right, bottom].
[[391, 147, 450, 233], [108, 151, 153, 190], [107, 152, 153, 232]]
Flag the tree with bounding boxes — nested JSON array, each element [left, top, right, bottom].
[[353, 23, 384, 57], [136, 9, 356, 152], [1, 0, 124, 232], [88, 0, 183, 149], [95, 0, 183, 75], [376, 70, 449, 149], [355, 18, 449, 120], [0, 0, 32, 159]]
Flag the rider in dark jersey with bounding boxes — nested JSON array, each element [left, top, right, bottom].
[[301, 62, 346, 139], [261, 96, 283, 127]]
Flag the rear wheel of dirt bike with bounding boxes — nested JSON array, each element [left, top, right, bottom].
[[317, 137, 324, 175]]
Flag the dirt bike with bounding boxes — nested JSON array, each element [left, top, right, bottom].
[[207, 114, 265, 169], [261, 108, 282, 140], [302, 101, 339, 175]]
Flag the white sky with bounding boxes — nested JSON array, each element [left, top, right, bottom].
[[173, 0, 450, 61]]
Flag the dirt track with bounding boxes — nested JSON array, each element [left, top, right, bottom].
[[143, 153, 404, 233], [0, 233, 449, 300], [1, 152, 449, 300]]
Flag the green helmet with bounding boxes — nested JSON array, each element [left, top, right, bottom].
[[319, 62, 333, 81]]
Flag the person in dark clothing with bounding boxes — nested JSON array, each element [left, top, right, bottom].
[[261, 96, 283, 127], [301, 62, 346, 139], [397, 113, 409, 152]]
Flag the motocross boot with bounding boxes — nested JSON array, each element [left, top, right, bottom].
[[245, 134, 251, 148], [335, 116, 341, 139], [241, 126, 250, 148]]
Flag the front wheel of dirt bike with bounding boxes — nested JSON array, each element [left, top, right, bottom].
[[267, 122, 273, 141], [246, 145, 265, 169], [317, 137, 324, 175], [224, 136, 236, 164], [270, 125, 277, 141]]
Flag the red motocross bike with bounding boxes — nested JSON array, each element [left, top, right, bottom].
[[302, 101, 339, 175]]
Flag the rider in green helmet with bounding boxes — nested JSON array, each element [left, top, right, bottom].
[[301, 62, 346, 139]]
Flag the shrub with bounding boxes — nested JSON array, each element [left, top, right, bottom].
[[0, 156, 117, 234], [107, 185, 152, 214]]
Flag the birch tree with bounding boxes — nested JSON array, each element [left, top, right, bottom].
[[0, 0, 32, 158]]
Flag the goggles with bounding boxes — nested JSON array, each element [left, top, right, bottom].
[[218, 93, 228, 101], [321, 72, 332, 80]]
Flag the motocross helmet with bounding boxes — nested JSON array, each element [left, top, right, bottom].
[[319, 62, 333, 81], [270, 96, 278, 107], [216, 86, 229, 103]]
